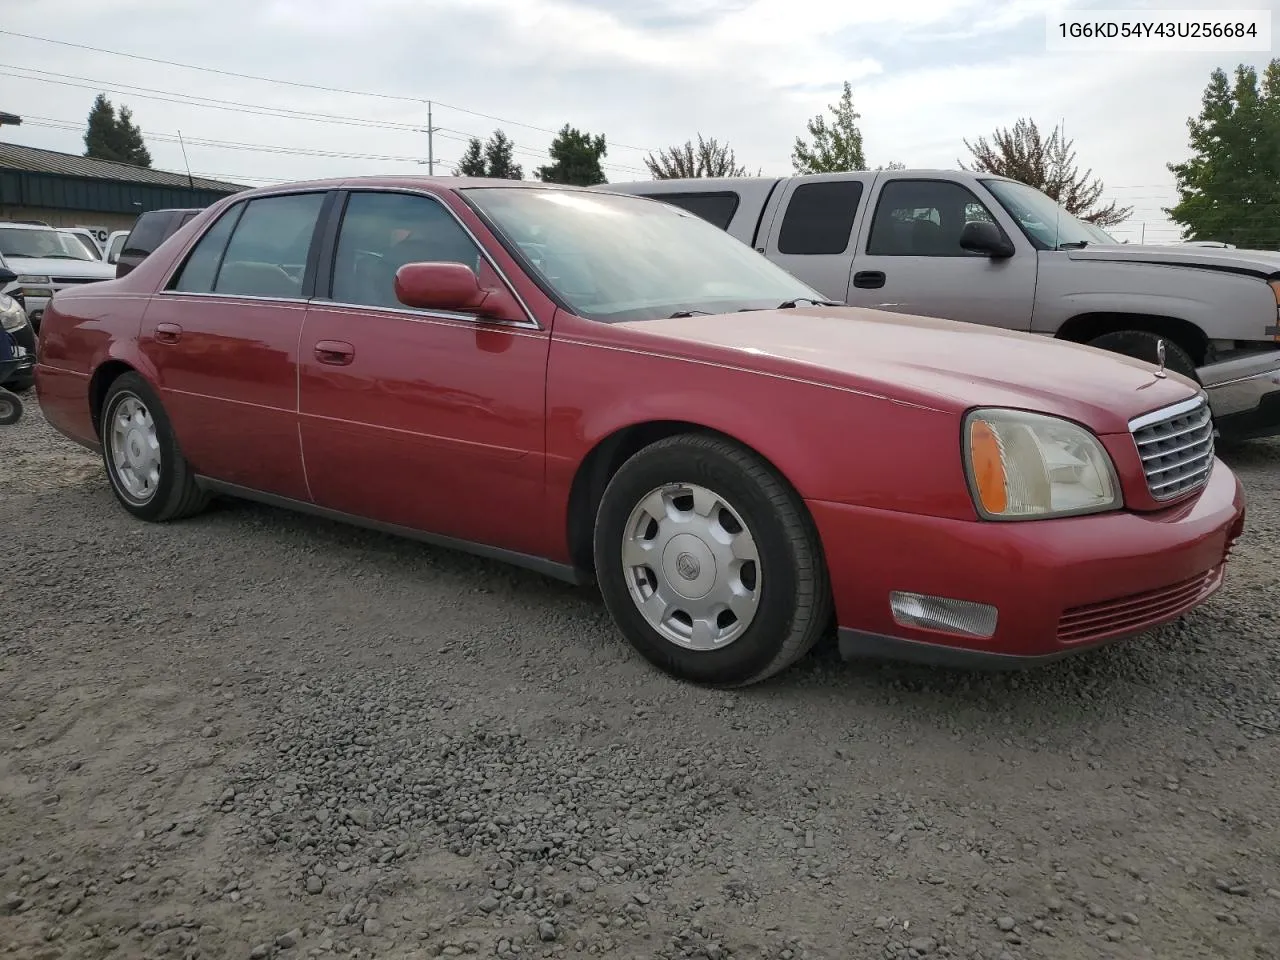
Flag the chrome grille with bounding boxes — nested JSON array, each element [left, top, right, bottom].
[[1128, 395, 1215, 501]]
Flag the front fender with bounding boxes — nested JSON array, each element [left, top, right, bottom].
[[547, 334, 975, 521]]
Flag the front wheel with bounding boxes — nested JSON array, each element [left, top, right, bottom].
[[0, 390, 23, 425], [592, 433, 832, 687], [99, 372, 210, 522]]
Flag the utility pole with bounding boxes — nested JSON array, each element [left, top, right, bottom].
[[427, 101, 436, 175]]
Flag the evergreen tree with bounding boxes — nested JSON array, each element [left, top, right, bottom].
[[452, 129, 522, 179], [83, 94, 121, 162], [83, 94, 152, 166], [1166, 60, 1280, 248], [454, 137, 488, 177], [535, 124, 608, 186], [792, 81, 866, 174], [483, 130, 523, 180]]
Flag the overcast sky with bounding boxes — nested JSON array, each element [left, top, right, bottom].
[[2, 0, 1277, 243]]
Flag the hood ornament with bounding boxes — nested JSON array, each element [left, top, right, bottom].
[[1154, 338, 1167, 378]]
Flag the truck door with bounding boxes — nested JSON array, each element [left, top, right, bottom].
[[843, 175, 1037, 330], [759, 174, 874, 302]]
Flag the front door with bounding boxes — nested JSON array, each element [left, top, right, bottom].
[[140, 190, 331, 500], [297, 189, 550, 557], [843, 176, 1038, 330]]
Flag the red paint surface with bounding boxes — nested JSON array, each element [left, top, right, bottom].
[[32, 175, 1247, 662]]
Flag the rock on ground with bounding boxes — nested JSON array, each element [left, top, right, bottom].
[[2, 395, 1279, 960]]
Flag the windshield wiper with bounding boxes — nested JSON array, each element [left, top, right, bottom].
[[667, 309, 713, 318], [1056, 241, 1089, 250], [776, 297, 843, 309]]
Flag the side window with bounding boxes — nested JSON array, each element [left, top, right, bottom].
[[330, 191, 483, 310], [106, 233, 126, 263], [657, 192, 739, 230], [214, 193, 326, 299], [171, 205, 243, 293], [777, 180, 864, 255], [867, 180, 1003, 257]]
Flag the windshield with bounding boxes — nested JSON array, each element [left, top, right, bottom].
[[463, 187, 827, 322], [0, 227, 98, 261], [62, 232, 103, 260], [981, 179, 1117, 249]]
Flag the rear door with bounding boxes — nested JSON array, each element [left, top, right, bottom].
[[140, 190, 333, 499], [843, 175, 1037, 329], [758, 174, 874, 301]]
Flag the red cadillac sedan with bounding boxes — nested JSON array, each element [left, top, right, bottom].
[[34, 176, 1246, 685]]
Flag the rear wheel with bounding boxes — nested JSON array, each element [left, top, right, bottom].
[[1087, 330, 1199, 380], [99, 372, 209, 522], [592, 433, 831, 687], [0, 390, 22, 425]]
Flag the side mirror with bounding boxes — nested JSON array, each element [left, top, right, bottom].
[[959, 220, 1015, 259], [394, 261, 521, 321], [0, 267, 17, 286]]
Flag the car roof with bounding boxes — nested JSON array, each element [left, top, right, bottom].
[[227, 175, 608, 201], [0, 222, 64, 231]]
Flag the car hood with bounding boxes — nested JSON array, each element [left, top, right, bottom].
[[1, 255, 116, 279], [613, 306, 1201, 435], [1064, 242, 1280, 277]]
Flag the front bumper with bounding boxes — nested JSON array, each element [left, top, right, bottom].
[[808, 460, 1246, 668], [1, 318, 37, 388], [1200, 349, 1280, 441]]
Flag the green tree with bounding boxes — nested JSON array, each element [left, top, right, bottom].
[[792, 81, 866, 174], [452, 129, 523, 179], [960, 117, 1130, 227], [454, 138, 487, 177], [535, 124, 608, 186], [645, 134, 751, 178], [1166, 59, 1280, 248], [83, 94, 151, 166]]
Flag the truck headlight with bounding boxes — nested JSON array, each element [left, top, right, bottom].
[[0, 294, 26, 333], [16, 275, 50, 285], [963, 408, 1122, 520], [1269, 279, 1279, 340]]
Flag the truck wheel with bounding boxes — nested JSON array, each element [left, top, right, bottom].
[[592, 432, 832, 687], [0, 390, 23, 425], [1087, 330, 1198, 380]]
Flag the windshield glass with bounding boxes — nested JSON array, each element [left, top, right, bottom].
[[463, 187, 827, 322], [0, 227, 98, 261], [981, 179, 1117, 249]]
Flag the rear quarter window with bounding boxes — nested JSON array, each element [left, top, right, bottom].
[[121, 212, 174, 258], [651, 192, 740, 230], [777, 180, 865, 255]]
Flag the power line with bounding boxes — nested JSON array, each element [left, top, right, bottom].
[[0, 29, 659, 154], [1, 67, 653, 176]]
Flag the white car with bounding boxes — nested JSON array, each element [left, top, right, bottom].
[[104, 229, 129, 266], [0, 222, 117, 330], [58, 227, 106, 260]]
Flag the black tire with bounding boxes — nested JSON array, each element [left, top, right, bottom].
[[5, 372, 34, 394], [1086, 330, 1199, 381], [0, 391, 22, 425], [99, 372, 209, 522], [592, 432, 832, 687]]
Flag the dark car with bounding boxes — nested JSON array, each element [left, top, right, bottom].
[[0, 267, 35, 392], [115, 208, 201, 279]]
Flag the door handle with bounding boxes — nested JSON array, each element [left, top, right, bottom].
[[314, 340, 354, 365], [852, 271, 886, 289], [155, 322, 183, 344]]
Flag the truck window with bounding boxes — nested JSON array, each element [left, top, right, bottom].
[[867, 180, 1002, 257], [653, 192, 740, 230], [121, 212, 173, 259], [777, 180, 864, 255]]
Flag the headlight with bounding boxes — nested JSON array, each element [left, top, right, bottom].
[[963, 408, 1122, 520], [0, 294, 26, 333], [16, 275, 51, 285], [1269, 279, 1279, 341]]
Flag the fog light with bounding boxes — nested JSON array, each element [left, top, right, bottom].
[[890, 591, 998, 638]]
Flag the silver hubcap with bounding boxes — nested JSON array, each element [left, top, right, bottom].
[[621, 482, 761, 651], [107, 395, 161, 503]]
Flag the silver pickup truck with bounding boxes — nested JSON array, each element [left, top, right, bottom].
[[600, 170, 1280, 443]]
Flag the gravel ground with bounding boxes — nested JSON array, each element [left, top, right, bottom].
[[2, 393, 1278, 960]]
